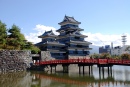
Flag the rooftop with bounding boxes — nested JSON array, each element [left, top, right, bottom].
[[58, 15, 81, 25], [38, 30, 56, 38]]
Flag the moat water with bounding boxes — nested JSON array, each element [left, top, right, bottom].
[[0, 65, 130, 87]]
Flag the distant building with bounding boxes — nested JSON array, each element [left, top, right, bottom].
[[99, 44, 130, 56], [36, 15, 92, 59], [111, 45, 130, 56], [99, 45, 111, 54], [110, 34, 130, 56]]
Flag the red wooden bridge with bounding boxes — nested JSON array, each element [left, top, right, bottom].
[[34, 58, 130, 74], [35, 58, 130, 66]]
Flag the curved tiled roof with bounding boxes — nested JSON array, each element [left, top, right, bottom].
[[38, 30, 57, 38], [58, 15, 81, 25], [41, 30, 55, 36]]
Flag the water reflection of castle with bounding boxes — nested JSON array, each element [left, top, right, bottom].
[[36, 15, 92, 59]]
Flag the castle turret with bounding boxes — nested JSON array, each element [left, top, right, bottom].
[[36, 30, 65, 59], [57, 15, 92, 59]]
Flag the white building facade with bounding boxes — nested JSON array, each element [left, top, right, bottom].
[[111, 45, 130, 56]]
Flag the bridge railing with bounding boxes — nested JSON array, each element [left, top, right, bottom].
[[35, 58, 130, 65], [108, 59, 122, 64], [98, 59, 108, 64], [35, 59, 99, 65], [108, 59, 130, 65]]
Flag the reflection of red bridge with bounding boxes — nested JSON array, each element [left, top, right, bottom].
[[35, 74, 87, 85], [35, 59, 130, 65], [34, 73, 128, 87]]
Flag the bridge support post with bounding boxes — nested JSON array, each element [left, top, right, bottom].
[[110, 66, 112, 77], [83, 65, 85, 75], [91, 65, 93, 75], [62, 64, 69, 73], [79, 66, 81, 74], [50, 65, 57, 73], [99, 65, 101, 78], [102, 67, 104, 79], [55, 66, 56, 72], [51, 66, 52, 73], [89, 66, 91, 75], [108, 66, 110, 76]]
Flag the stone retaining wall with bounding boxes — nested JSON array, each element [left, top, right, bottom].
[[41, 51, 55, 61], [0, 50, 32, 72]]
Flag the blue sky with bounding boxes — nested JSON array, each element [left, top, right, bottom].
[[0, 0, 130, 46]]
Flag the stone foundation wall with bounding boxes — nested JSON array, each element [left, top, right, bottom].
[[0, 50, 32, 72], [40, 51, 55, 61]]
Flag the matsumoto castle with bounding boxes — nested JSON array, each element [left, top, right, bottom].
[[36, 15, 92, 59]]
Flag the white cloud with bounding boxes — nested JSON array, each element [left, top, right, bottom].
[[25, 24, 57, 44], [25, 24, 130, 47], [33, 24, 57, 33], [83, 32, 130, 47]]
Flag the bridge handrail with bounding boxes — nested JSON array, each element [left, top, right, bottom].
[[35, 58, 130, 65]]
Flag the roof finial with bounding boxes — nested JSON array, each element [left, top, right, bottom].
[[65, 14, 68, 18]]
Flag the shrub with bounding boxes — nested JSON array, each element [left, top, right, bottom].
[[90, 53, 100, 59], [121, 53, 130, 60], [100, 53, 111, 59]]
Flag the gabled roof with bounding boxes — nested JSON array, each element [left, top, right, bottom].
[[38, 30, 56, 38], [66, 40, 92, 45], [36, 41, 65, 46], [58, 15, 81, 25], [42, 30, 55, 36]]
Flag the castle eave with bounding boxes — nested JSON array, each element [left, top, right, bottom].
[[68, 47, 92, 50], [56, 28, 84, 32], [47, 42, 65, 46], [37, 42, 65, 47], [58, 21, 81, 25], [38, 35, 57, 38], [49, 50, 66, 53], [66, 41, 92, 45]]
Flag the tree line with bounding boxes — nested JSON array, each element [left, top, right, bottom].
[[90, 53, 130, 60], [0, 20, 40, 54]]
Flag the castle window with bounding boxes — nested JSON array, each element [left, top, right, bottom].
[[69, 50, 73, 54], [60, 30, 65, 33], [75, 36, 80, 39], [52, 46, 55, 48], [77, 45, 82, 47]]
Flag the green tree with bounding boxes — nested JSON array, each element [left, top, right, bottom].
[[22, 42, 40, 54], [100, 53, 111, 59], [0, 21, 7, 49], [31, 46, 40, 54], [90, 53, 100, 59], [0, 22, 40, 53], [111, 55, 121, 59], [125, 46, 130, 52], [121, 53, 130, 60], [8, 24, 26, 50]]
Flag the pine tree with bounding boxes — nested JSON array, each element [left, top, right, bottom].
[[0, 21, 40, 53], [8, 24, 25, 50], [0, 21, 7, 49]]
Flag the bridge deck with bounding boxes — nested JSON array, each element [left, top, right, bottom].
[[35, 59, 130, 66]]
